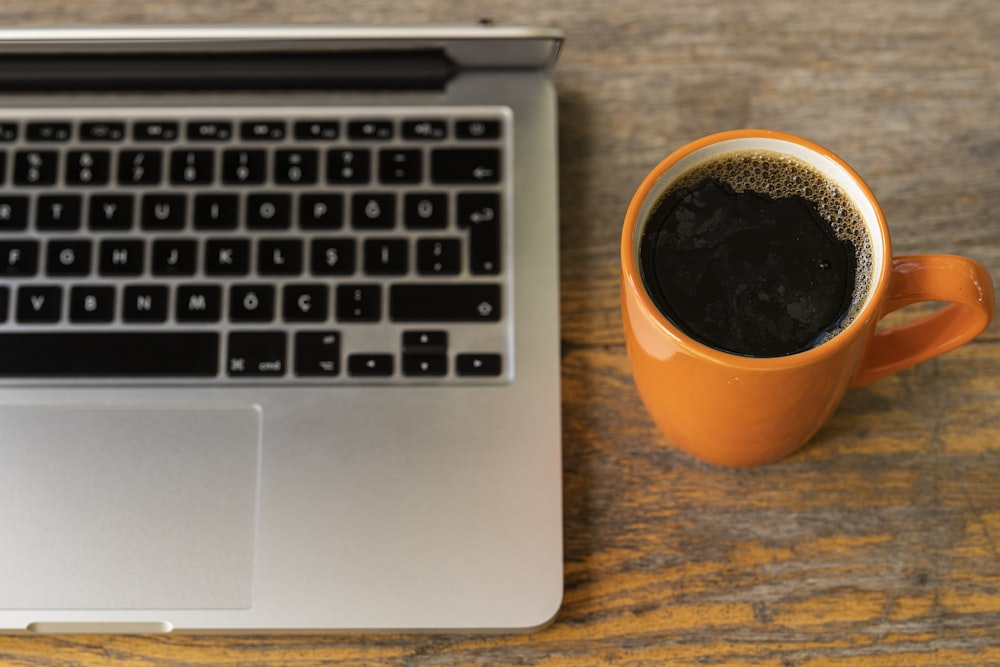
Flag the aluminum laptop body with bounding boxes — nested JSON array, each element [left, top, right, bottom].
[[0, 25, 563, 633]]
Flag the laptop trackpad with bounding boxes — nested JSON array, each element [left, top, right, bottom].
[[0, 405, 260, 610]]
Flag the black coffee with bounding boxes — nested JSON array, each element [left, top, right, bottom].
[[639, 150, 873, 357]]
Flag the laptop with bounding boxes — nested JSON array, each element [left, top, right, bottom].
[[0, 25, 563, 633]]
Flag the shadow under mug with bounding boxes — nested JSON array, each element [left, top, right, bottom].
[[621, 130, 995, 467]]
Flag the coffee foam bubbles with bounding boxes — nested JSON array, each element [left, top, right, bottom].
[[667, 149, 875, 340]]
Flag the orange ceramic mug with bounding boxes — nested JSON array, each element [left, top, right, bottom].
[[621, 130, 995, 466]]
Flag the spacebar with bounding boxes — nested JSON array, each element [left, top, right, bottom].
[[0, 332, 220, 377]]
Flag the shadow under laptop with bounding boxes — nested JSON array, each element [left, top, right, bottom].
[[555, 84, 686, 620]]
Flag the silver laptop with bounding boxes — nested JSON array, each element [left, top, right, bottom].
[[0, 25, 563, 633]]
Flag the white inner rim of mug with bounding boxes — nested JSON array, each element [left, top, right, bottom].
[[633, 137, 887, 343]]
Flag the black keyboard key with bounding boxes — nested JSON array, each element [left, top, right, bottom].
[[118, 150, 163, 185], [351, 194, 395, 229], [152, 239, 197, 276], [36, 195, 82, 231], [0, 240, 39, 276], [468, 224, 500, 274], [46, 239, 92, 276], [205, 239, 250, 275], [194, 194, 238, 230], [402, 354, 447, 377], [170, 150, 214, 185], [294, 120, 340, 141], [176, 284, 222, 322], [379, 149, 422, 183], [364, 238, 408, 275], [311, 238, 356, 275], [327, 149, 370, 184], [0, 332, 219, 377], [348, 353, 393, 377], [242, 121, 286, 141], [389, 284, 501, 322], [457, 193, 501, 274], [456, 353, 503, 376], [14, 150, 59, 185], [247, 194, 291, 229], [69, 285, 115, 323], [0, 123, 17, 142], [431, 149, 500, 184], [0, 287, 7, 322], [348, 120, 393, 140], [226, 331, 286, 377], [88, 195, 134, 230], [0, 196, 29, 231], [402, 331, 447, 355], [337, 284, 381, 322], [141, 194, 186, 230], [98, 239, 144, 275], [294, 331, 341, 376], [283, 284, 329, 322], [258, 239, 303, 275], [187, 121, 233, 142], [416, 238, 461, 275], [80, 122, 125, 142], [26, 122, 71, 142], [299, 194, 343, 229], [134, 121, 179, 142], [403, 193, 448, 229], [221, 149, 267, 184], [16, 285, 62, 323], [66, 150, 111, 185], [275, 149, 318, 184], [122, 284, 169, 323], [457, 193, 500, 227], [402, 120, 447, 140], [230, 284, 276, 322], [0, 151, 5, 185], [456, 120, 501, 140]]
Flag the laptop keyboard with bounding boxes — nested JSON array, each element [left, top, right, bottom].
[[0, 107, 511, 383]]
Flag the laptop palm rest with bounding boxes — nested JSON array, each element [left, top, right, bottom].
[[0, 404, 260, 610]]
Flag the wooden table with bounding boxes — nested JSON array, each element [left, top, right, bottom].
[[2, 1, 999, 664]]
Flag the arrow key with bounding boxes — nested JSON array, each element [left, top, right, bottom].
[[456, 353, 502, 377], [402, 354, 447, 377], [402, 330, 447, 355], [348, 353, 394, 377]]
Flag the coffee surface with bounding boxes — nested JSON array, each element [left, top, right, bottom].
[[640, 152, 870, 357]]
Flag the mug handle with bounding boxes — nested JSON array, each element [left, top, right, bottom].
[[852, 254, 995, 388]]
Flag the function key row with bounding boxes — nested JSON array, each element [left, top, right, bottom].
[[0, 119, 502, 144]]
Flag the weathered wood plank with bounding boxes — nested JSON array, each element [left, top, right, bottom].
[[0, 1, 998, 664]]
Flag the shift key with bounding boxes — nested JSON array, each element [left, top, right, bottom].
[[390, 284, 501, 322]]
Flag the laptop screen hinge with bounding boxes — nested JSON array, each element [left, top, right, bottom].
[[0, 50, 456, 92]]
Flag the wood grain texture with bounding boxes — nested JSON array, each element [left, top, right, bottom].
[[1, 1, 999, 664]]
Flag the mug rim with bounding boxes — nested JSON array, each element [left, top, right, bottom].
[[622, 129, 893, 368]]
